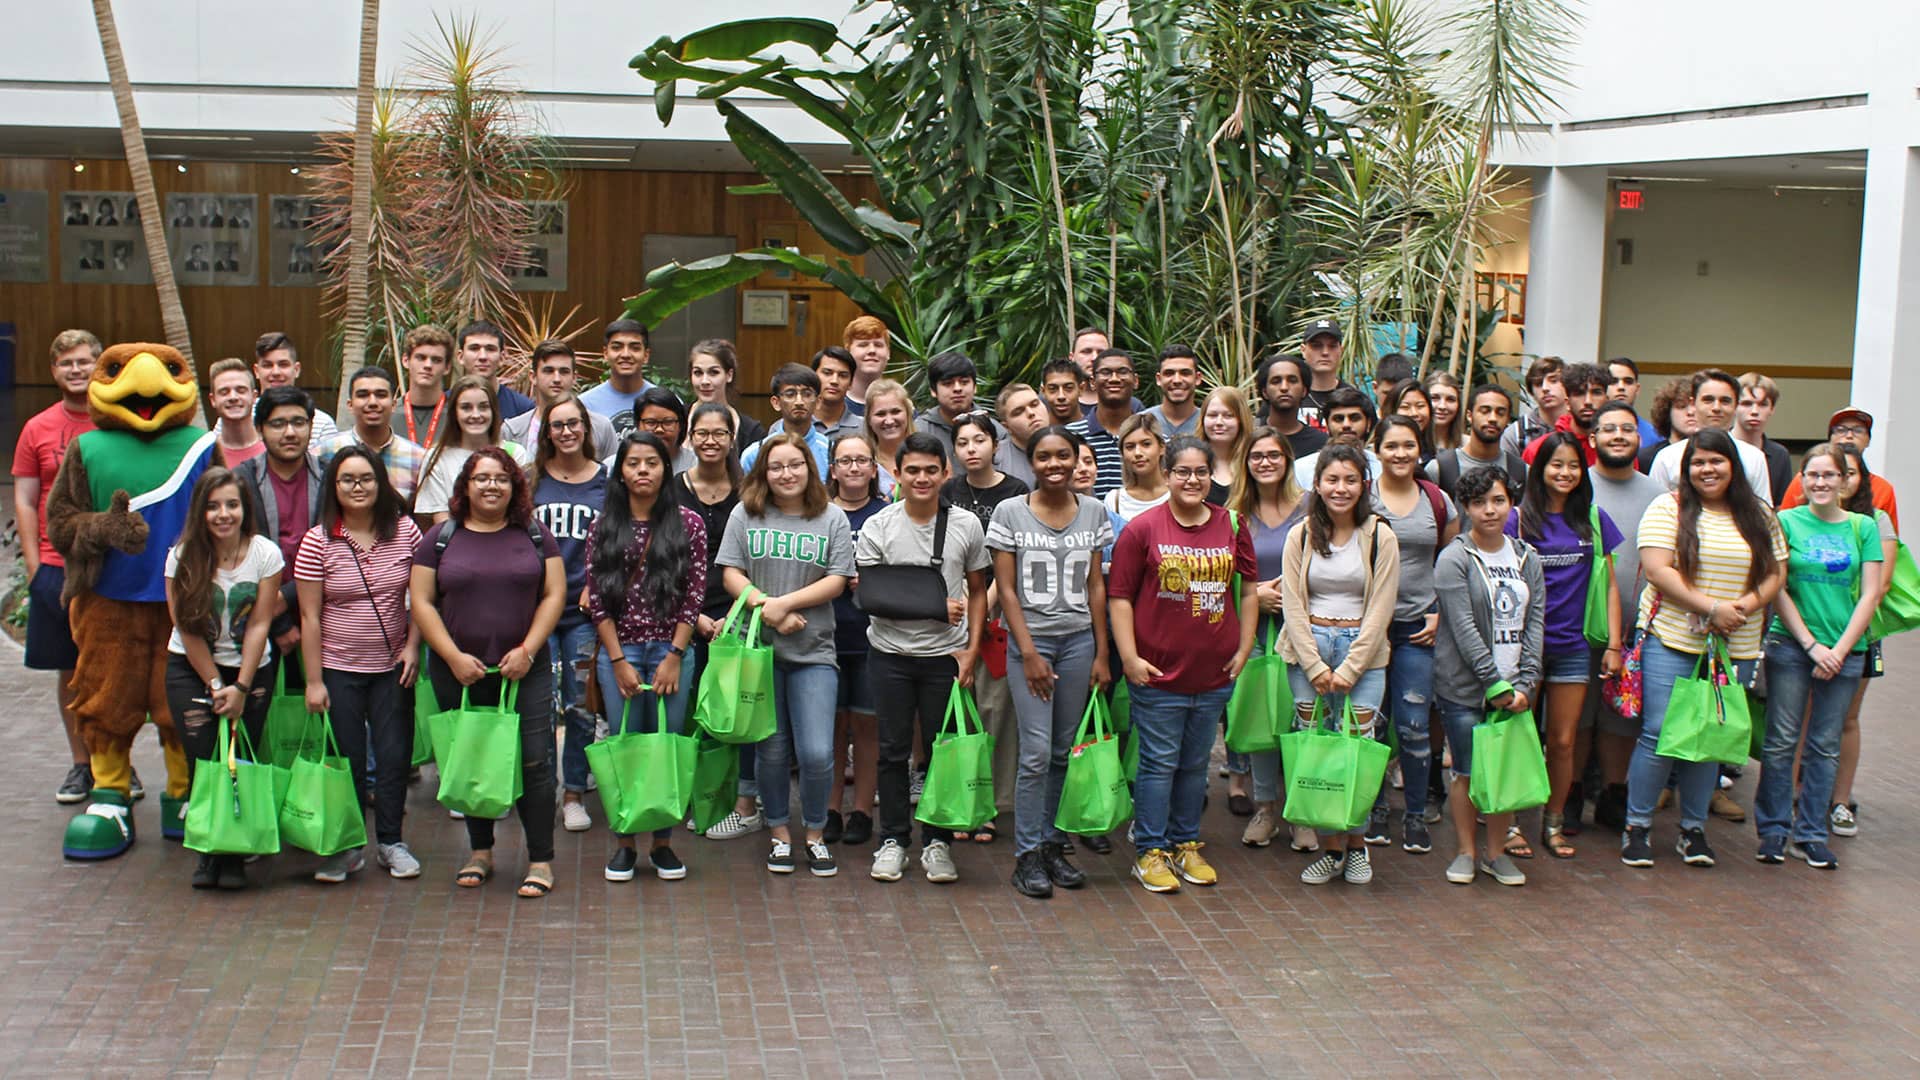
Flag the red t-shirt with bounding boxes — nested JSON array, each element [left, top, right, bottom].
[[265, 465, 312, 571], [10, 403, 94, 568], [1522, 412, 1597, 467], [1107, 503, 1257, 695]]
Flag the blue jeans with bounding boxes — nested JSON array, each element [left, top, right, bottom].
[[1436, 698, 1484, 777], [1131, 682, 1235, 851], [1286, 624, 1386, 838], [1374, 617, 1435, 819], [1625, 633, 1755, 831], [1008, 632, 1097, 856], [757, 661, 839, 832], [552, 619, 598, 793], [1756, 634, 1863, 844], [594, 640, 696, 841]]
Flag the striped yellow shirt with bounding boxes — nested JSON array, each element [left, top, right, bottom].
[[1635, 493, 1786, 659]]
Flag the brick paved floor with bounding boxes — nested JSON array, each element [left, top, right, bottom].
[[2, 627, 1918, 1076]]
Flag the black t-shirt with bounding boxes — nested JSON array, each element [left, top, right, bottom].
[[1299, 382, 1356, 430], [942, 473, 1031, 528], [1284, 425, 1329, 460], [1637, 439, 1666, 475], [680, 476, 741, 621]]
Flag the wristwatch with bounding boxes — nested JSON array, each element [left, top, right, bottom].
[[208, 675, 227, 693], [667, 644, 688, 658]]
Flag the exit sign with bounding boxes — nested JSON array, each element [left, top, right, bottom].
[[1618, 188, 1645, 210]]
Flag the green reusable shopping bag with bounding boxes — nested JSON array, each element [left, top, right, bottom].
[[915, 683, 997, 831], [1279, 699, 1391, 833], [694, 593, 777, 744], [1055, 691, 1133, 835], [184, 719, 282, 856], [1468, 708, 1551, 814], [688, 734, 741, 834], [430, 674, 525, 819], [411, 644, 436, 767], [1224, 623, 1291, 754], [278, 712, 369, 856], [1583, 508, 1614, 647], [1110, 679, 1132, 734], [585, 690, 698, 835], [263, 661, 322, 770], [1655, 637, 1753, 767], [1870, 539, 1920, 639]]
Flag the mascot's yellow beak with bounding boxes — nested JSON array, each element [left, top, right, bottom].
[[90, 348, 198, 433]]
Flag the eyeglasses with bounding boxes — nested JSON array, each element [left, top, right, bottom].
[[336, 474, 378, 489], [264, 417, 310, 431], [776, 388, 819, 402], [690, 429, 731, 443], [548, 418, 583, 433], [1246, 451, 1286, 464], [833, 456, 874, 468], [1804, 471, 1842, 482], [1169, 467, 1211, 482], [638, 416, 680, 432], [470, 474, 514, 487], [1832, 424, 1869, 437], [766, 461, 810, 475]]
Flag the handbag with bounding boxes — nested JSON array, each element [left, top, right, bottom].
[[1654, 635, 1753, 766], [1224, 622, 1291, 754], [586, 689, 698, 834], [1279, 699, 1391, 833], [262, 661, 323, 770], [412, 643, 437, 766], [1583, 507, 1614, 647], [980, 618, 1009, 680], [277, 711, 370, 856], [430, 673, 526, 818], [1870, 538, 1920, 639], [688, 733, 741, 834], [184, 718, 282, 856], [854, 503, 954, 620], [1602, 586, 1656, 719], [1054, 691, 1133, 835], [1468, 707, 1551, 814], [915, 683, 997, 831], [694, 593, 777, 744]]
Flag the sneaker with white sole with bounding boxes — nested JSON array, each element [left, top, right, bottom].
[[1829, 803, 1858, 837], [1789, 839, 1837, 869], [707, 808, 765, 840], [650, 845, 687, 880], [1241, 807, 1280, 848], [920, 840, 958, 883], [909, 769, 926, 806], [1343, 847, 1373, 884], [560, 799, 591, 832], [807, 841, 838, 877], [1479, 854, 1526, 886], [376, 842, 421, 879], [767, 839, 795, 874], [1445, 853, 1475, 884], [313, 847, 366, 884], [1300, 852, 1342, 885], [870, 839, 907, 882]]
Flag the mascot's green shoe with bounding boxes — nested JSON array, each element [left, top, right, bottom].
[[160, 792, 188, 841], [63, 788, 136, 860]]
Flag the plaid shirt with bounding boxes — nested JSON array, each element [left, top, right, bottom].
[[317, 429, 428, 501]]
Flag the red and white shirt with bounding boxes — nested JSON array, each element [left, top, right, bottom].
[[294, 517, 422, 673]]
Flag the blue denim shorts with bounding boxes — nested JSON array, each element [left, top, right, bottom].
[[836, 651, 874, 714], [1543, 649, 1591, 685], [1436, 698, 1484, 777]]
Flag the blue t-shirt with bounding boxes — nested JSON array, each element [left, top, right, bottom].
[[532, 465, 607, 625], [580, 380, 676, 438], [1506, 506, 1623, 655], [833, 497, 888, 655]]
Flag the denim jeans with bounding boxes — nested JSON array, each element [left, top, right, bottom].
[[1008, 632, 1096, 856], [552, 619, 598, 794], [1624, 633, 1755, 832], [1286, 624, 1386, 839], [427, 658, 556, 863], [869, 650, 958, 849], [1756, 634, 1863, 844], [595, 640, 697, 841], [757, 661, 839, 831], [1131, 682, 1235, 851], [1374, 617, 1435, 819], [322, 665, 408, 844], [1436, 697, 1484, 777]]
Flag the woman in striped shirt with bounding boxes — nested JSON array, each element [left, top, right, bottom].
[[1622, 429, 1785, 870]]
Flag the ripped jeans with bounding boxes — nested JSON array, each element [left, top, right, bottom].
[[1373, 617, 1435, 820], [165, 652, 277, 778], [1285, 624, 1385, 840]]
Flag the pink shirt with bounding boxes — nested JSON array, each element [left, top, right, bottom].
[[10, 403, 94, 568], [294, 518, 422, 673]]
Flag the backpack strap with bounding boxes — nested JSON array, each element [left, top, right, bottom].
[[1437, 448, 1460, 498], [1413, 477, 1448, 532], [433, 517, 459, 555], [929, 502, 949, 568]]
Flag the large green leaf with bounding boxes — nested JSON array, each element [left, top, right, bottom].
[[621, 249, 829, 328], [717, 99, 871, 255], [675, 18, 839, 62]]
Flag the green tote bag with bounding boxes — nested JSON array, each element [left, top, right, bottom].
[[262, 661, 322, 771], [915, 683, 997, 832], [688, 734, 741, 834], [1468, 708, 1551, 814], [585, 690, 698, 835], [1870, 539, 1920, 640], [694, 593, 777, 744], [1655, 637, 1752, 766], [1110, 674, 1132, 734], [185, 719, 282, 856], [278, 712, 369, 856], [1583, 508, 1615, 647], [1279, 699, 1390, 833], [1055, 692, 1133, 836], [431, 674, 525, 819], [411, 644, 437, 767], [1225, 623, 1291, 754]]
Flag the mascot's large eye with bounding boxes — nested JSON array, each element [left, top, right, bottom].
[[166, 360, 183, 376], [104, 361, 122, 378]]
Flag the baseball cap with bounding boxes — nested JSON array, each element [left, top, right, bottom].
[[1302, 319, 1342, 344], [1828, 407, 1873, 434]]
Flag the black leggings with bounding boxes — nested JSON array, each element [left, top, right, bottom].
[[165, 653, 276, 780], [426, 656, 556, 863]]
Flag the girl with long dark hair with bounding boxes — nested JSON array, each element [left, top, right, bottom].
[[1384, 381, 1436, 465], [1505, 430, 1623, 860], [1230, 426, 1308, 850], [827, 432, 884, 845], [586, 431, 708, 882], [414, 376, 531, 521], [1621, 429, 1785, 869], [295, 447, 423, 883]]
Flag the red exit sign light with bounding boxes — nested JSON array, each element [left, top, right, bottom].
[[1618, 188, 1645, 210]]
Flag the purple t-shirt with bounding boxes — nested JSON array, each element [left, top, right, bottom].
[[1506, 507, 1623, 655], [414, 521, 562, 664]]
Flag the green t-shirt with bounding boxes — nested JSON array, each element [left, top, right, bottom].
[[1770, 507, 1882, 651]]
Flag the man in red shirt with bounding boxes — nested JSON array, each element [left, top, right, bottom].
[[1523, 361, 1607, 466], [1780, 408, 1900, 531], [11, 330, 100, 803]]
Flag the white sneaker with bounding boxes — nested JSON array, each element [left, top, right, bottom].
[[870, 838, 907, 882], [1300, 852, 1341, 885], [377, 842, 421, 879], [561, 799, 592, 832], [706, 808, 765, 840], [314, 847, 366, 884], [920, 840, 958, 884], [1343, 847, 1373, 885]]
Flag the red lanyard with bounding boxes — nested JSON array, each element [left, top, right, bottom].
[[404, 393, 446, 444]]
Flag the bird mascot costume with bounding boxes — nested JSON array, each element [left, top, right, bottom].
[[46, 342, 220, 859]]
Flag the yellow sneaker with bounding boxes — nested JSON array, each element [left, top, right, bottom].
[[1174, 841, 1218, 886], [1133, 848, 1181, 893]]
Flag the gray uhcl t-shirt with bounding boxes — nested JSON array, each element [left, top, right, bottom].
[[985, 494, 1114, 638], [854, 502, 991, 656], [714, 503, 855, 666]]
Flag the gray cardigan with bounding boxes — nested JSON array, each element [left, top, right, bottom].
[[1433, 534, 1545, 708]]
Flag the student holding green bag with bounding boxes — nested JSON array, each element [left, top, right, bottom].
[[1623, 430, 1784, 870], [587, 431, 707, 882], [1825, 445, 1899, 838], [1226, 427, 1306, 851], [1755, 445, 1883, 869], [294, 446, 423, 882], [1434, 466, 1546, 886], [412, 447, 568, 898], [166, 467, 284, 890]]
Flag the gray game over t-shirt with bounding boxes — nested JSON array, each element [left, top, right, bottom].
[[985, 494, 1114, 638], [854, 502, 991, 657], [714, 503, 855, 666]]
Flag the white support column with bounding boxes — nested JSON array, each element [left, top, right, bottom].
[[1848, 147, 1920, 492], [1524, 166, 1611, 364]]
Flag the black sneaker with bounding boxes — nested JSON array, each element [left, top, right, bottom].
[[806, 840, 837, 877], [191, 854, 219, 890], [822, 809, 844, 844], [1593, 784, 1629, 832], [129, 769, 145, 801], [214, 854, 248, 890], [605, 847, 638, 882], [1789, 839, 1837, 869], [56, 764, 92, 804], [1082, 833, 1113, 855], [1402, 818, 1432, 854], [1676, 826, 1716, 867], [841, 810, 873, 846], [1363, 809, 1392, 846], [1756, 835, 1787, 864], [650, 845, 687, 880], [1011, 850, 1053, 898], [767, 839, 795, 874], [1040, 842, 1087, 889], [1621, 826, 1655, 867]]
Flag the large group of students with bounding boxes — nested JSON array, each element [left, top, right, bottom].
[[13, 315, 1901, 897]]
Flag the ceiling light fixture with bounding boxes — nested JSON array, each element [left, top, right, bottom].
[[72, 161, 85, 173]]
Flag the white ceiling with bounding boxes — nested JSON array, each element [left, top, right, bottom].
[[1609, 151, 1868, 189]]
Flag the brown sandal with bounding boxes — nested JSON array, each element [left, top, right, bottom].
[[1502, 826, 1536, 860], [517, 864, 555, 898], [1542, 814, 1576, 859], [455, 854, 492, 888]]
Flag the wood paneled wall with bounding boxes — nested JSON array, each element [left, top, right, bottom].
[[1, 157, 879, 423]]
